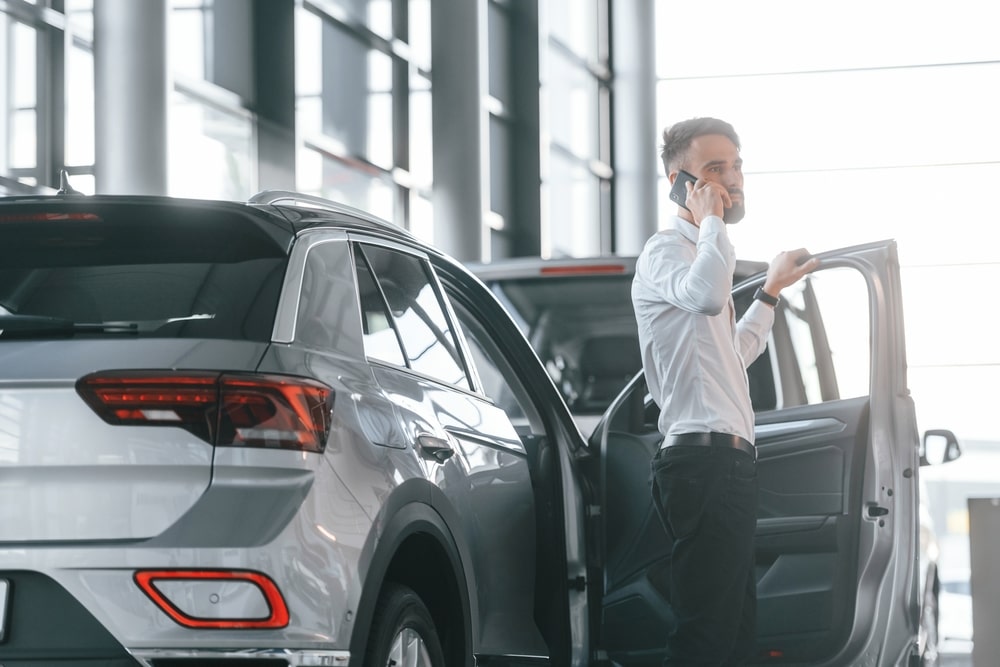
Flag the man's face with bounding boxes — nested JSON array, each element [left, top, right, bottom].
[[682, 134, 745, 224]]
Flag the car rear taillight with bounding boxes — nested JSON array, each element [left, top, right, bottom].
[[76, 371, 333, 452]]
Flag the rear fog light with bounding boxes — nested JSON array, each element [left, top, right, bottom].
[[134, 570, 289, 629]]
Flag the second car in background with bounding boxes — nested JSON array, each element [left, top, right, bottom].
[[468, 256, 765, 434]]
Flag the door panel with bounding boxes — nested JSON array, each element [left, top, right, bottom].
[[753, 398, 870, 660], [599, 425, 673, 661], [757, 401, 869, 520]]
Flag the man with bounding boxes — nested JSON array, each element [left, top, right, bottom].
[[631, 117, 819, 666]]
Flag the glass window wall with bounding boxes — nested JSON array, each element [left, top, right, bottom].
[[168, 89, 253, 200], [168, 0, 254, 200], [296, 1, 429, 232], [1, 1, 93, 194], [541, 0, 610, 258], [3, 16, 37, 186]]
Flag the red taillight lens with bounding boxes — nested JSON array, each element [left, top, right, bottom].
[[134, 569, 290, 629], [216, 374, 332, 451], [76, 371, 333, 452], [538, 263, 627, 276]]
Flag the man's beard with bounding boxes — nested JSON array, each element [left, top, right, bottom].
[[723, 198, 746, 224]]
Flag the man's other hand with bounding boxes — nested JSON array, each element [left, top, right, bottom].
[[763, 249, 820, 295]]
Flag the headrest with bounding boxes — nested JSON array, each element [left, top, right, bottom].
[[579, 335, 642, 377]]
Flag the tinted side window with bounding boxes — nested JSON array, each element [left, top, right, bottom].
[[454, 306, 529, 427], [444, 290, 546, 435], [353, 245, 406, 366], [359, 244, 470, 389]]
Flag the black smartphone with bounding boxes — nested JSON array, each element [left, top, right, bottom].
[[668, 170, 698, 210]]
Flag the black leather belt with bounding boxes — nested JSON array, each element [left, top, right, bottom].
[[659, 432, 756, 462]]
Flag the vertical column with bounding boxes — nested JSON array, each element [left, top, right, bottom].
[[93, 0, 168, 195], [43, 5, 67, 190], [611, 0, 658, 254], [252, 0, 296, 191], [508, 0, 541, 258], [431, 0, 487, 262], [392, 0, 411, 226]]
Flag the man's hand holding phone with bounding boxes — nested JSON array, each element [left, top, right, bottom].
[[669, 170, 731, 226]]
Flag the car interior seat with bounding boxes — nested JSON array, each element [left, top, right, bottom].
[[575, 334, 643, 414]]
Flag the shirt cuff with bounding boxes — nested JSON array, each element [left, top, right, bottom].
[[746, 298, 776, 326]]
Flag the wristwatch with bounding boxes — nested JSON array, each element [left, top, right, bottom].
[[753, 287, 780, 307]]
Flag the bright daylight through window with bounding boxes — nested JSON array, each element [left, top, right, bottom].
[[654, 4, 1000, 648]]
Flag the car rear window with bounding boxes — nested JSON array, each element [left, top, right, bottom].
[[0, 202, 288, 341], [491, 274, 636, 329], [486, 274, 640, 415]]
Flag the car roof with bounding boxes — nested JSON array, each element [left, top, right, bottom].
[[246, 190, 424, 245], [0, 190, 425, 253]]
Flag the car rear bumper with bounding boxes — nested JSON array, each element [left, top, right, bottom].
[[0, 569, 353, 666], [131, 648, 350, 666]]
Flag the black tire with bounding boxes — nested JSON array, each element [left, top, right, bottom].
[[364, 583, 446, 667]]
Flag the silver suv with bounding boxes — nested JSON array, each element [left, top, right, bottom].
[[0, 191, 589, 666]]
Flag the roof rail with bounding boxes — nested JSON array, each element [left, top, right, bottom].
[[0, 174, 58, 196], [248, 190, 384, 222]]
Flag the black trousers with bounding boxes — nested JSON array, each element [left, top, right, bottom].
[[650, 444, 759, 666]]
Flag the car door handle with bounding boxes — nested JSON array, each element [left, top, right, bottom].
[[417, 434, 455, 463]]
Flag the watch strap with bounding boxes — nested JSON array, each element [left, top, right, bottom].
[[754, 287, 780, 307]]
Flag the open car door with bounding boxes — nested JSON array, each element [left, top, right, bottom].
[[590, 240, 923, 666]]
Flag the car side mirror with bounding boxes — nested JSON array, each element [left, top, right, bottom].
[[920, 429, 962, 466]]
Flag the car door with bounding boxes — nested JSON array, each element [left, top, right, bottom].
[[592, 240, 921, 666], [434, 256, 595, 667], [351, 237, 553, 661]]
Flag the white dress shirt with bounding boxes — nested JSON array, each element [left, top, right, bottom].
[[631, 215, 774, 443]]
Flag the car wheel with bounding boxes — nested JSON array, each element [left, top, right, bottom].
[[365, 583, 445, 667]]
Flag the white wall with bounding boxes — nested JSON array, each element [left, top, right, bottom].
[[654, 0, 1000, 441]]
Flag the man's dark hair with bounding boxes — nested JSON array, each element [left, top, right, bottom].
[[660, 117, 741, 175]]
